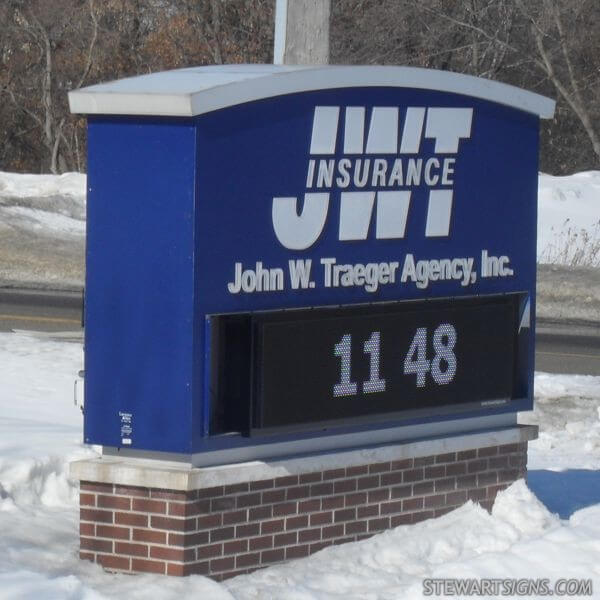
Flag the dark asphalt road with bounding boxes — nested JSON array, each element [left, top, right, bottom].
[[1, 289, 599, 376]]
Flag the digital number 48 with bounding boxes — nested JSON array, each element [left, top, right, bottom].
[[333, 324, 457, 397]]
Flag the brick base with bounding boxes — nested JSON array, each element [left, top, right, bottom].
[[78, 441, 528, 579]]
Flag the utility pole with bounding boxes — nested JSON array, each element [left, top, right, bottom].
[[274, 0, 330, 65]]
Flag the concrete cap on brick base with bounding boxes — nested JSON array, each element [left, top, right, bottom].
[[71, 425, 538, 491]]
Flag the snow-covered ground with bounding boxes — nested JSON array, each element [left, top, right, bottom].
[[1, 332, 600, 599]]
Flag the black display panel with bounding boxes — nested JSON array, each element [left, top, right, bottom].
[[252, 296, 518, 431]]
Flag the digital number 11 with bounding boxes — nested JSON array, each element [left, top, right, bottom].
[[333, 331, 386, 397]]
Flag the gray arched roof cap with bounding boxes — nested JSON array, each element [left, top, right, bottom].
[[68, 64, 555, 119]]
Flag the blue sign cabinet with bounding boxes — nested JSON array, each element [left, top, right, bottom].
[[69, 65, 555, 459]]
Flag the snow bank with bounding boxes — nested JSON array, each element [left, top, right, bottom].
[[0, 332, 599, 598], [538, 171, 600, 267]]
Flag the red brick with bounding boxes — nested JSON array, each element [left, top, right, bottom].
[[497, 469, 521, 483], [150, 546, 195, 562], [249, 505, 272, 521], [446, 490, 468, 506], [223, 509, 247, 525], [150, 489, 191, 501], [97, 495, 131, 510], [413, 481, 435, 495], [310, 482, 334, 496], [115, 542, 148, 557], [435, 477, 456, 492], [391, 514, 413, 527], [310, 511, 332, 526], [168, 531, 208, 547], [249, 479, 274, 491], [115, 512, 148, 527], [300, 472, 322, 484], [286, 544, 309, 560], [368, 517, 389, 532], [345, 520, 367, 535], [424, 494, 446, 508], [381, 471, 403, 486], [167, 563, 187, 576], [357, 475, 379, 490], [425, 465, 446, 478], [380, 500, 403, 515], [249, 535, 273, 551], [334, 508, 355, 523], [369, 461, 391, 474], [197, 543, 223, 559], [275, 475, 299, 487], [391, 458, 413, 470], [456, 450, 476, 460], [478, 472, 498, 487], [446, 462, 467, 476], [488, 483, 509, 499], [287, 515, 309, 529], [332, 536, 353, 546], [391, 485, 412, 499], [79, 551, 94, 561], [81, 481, 113, 494], [299, 528, 321, 543], [299, 499, 321, 513], [262, 548, 285, 563], [81, 508, 113, 524], [81, 537, 113, 553], [224, 483, 249, 495], [322, 524, 344, 539], [211, 556, 235, 572], [357, 504, 379, 518], [478, 446, 499, 458], [509, 454, 527, 468], [211, 496, 236, 511], [310, 541, 330, 554], [456, 475, 477, 489], [150, 516, 194, 532], [497, 443, 521, 454], [274, 532, 297, 546], [467, 488, 487, 503], [114, 485, 149, 498], [187, 561, 210, 575], [367, 489, 389, 503], [168, 500, 208, 517], [489, 455, 510, 469], [97, 554, 130, 570], [434, 506, 455, 518], [261, 519, 285, 534], [333, 479, 357, 494], [412, 510, 435, 523], [96, 525, 130, 540], [131, 558, 165, 574], [273, 502, 297, 516], [237, 492, 262, 508], [322, 496, 344, 510], [345, 492, 367, 506], [197, 486, 224, 499], [80, 493, 95, 507], [346, 465, 369, 477], [436, 452, 457, 463], [414, 456, 435, 467], [262, 489, 286, 503], [236, 552, 261, 568], [210, 526, 235, 542], [133, 528, 166, 544], [403, 468, 424, 482], [80, 522, 95, 536], [197, 514, 222, 529], [403, 497, 424, 511], [322, 469, 345, 481], [467, 459, 488, 474], [236, 523, 260, 538], [224, 539, 248, 555]]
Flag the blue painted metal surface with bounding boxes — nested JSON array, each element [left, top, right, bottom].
[[84, 84, 539, 454]]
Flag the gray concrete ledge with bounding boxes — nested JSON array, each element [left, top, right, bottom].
[[71, 425, 538, 491]]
